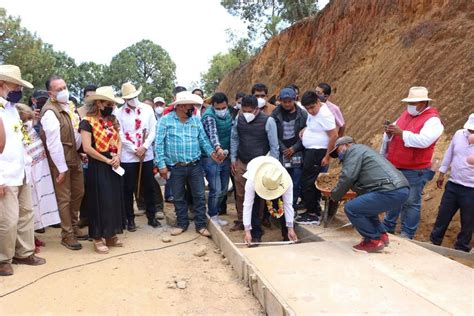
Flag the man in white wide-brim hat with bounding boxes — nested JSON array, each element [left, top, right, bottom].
[[242, 156, 298, 246], [115, 82, 161, 231], [430, 114, 474, 252], [380, 86, 444, 239], [0, 65, 46, 276], [155, 91, 221, 237]]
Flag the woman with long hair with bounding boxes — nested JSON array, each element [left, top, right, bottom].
[[79, 86, 125, 254]]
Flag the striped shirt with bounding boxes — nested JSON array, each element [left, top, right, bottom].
[[154, 111, 213, 169]]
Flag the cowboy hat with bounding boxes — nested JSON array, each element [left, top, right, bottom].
[[153, 96, 165, 104], [85, 86, 124, 104], [171, 91, 203, 107], [252, 157, 292, 200], [463, 113, 474, 130], [329, 136, 355, 158], [401, 86, 432, 102], [121, 82, 142, 100], [0, 65, 33, 89]]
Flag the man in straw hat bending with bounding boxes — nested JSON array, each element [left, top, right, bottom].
[[329, 136, 410, 253], [40, 75, 87, 250], [380, 86, 444, 239], [242, 156, 298, 246], [0, 65, 46, 276], [155, 91, 222, 237], [116, 82, 160, 231]]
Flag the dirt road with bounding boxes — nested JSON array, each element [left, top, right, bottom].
[[0, 214, 263, 315]]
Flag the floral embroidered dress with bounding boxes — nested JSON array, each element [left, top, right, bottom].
[[24, 121, 60, 230]]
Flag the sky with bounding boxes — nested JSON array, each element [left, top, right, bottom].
[[2, 0, 329, 88]]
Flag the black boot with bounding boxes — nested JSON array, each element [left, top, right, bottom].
[[127, 219, 137, 232], [147, 218, 162, 228]]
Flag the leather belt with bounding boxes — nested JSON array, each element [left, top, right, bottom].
[[174, 160, 199, 167]]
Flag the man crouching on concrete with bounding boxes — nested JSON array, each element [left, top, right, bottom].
[[330, 136, 410, 253], [243, 156, 298, 246]]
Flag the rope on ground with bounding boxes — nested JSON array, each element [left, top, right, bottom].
[[0, 231, 203, 299]]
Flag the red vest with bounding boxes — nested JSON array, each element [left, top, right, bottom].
[[387, 108, 440, 169]]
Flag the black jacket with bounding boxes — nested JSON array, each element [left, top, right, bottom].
[[271, 105, 308, 153]]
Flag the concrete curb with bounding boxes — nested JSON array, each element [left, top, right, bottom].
[[207, 220, 296, 316]]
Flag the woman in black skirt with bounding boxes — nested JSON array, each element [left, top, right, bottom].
[[79, 86, 125, 254]]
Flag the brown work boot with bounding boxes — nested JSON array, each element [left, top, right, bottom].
[[230, 221, 244, 232], [12, 254, 46, 266], [61, 235, 82, 250], [0, 262, 14, 276], [198, 228, 211, 237], [74, 226, 89, 241]]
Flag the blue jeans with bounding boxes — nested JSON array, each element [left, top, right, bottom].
[[201, 157, 231, 217], [345, 187, 410, 240], [287, 167, 303, 206], [169, 162, 207, 231], [165, 182, 173, 200], [383, 168, 435, 238]]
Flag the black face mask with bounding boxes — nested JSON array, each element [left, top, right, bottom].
[[185, 108, 193, 118], [7, 90, 23, 103], [282, 106, 293, 113], [100, 106, 113, 117], [36, 98, 47, 110]]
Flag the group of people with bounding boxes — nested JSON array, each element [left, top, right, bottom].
[[0, 63, 473, 277]]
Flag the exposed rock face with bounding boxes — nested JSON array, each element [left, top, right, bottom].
[[218, 0, 473, 246], [219, 0, 473, 140]]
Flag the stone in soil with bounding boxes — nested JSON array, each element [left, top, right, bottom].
[[161, 236, 172, 243], [176, 281, 187, 289], [193, 246, 207, 257]]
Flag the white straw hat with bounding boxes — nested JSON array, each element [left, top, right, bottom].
[[121, 82, 142, 100], [171, 91, 203, 107], [85, 86, 124, 104], [0, 65, 33, 89], [401, 86, 432, 102], [464, 113, 474, 130], [253, 157, 292, 200]]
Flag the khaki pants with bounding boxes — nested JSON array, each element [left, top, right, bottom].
[[234, 159, 248, 222], [50, 164, 84, 239], [0, 182, 34, 263]]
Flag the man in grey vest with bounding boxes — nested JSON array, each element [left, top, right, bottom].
[[230, 95, 279, 231]]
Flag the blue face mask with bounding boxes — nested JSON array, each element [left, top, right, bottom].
[[338, 152, 345, 162], [6, 90, 23, 103]]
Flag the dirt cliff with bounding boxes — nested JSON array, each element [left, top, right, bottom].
[[218, 0, 474, 247]]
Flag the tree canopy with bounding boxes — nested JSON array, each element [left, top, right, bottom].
[[1, 8, 176, 101]]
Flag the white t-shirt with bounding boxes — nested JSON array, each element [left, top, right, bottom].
[[302, 104, 336, 149]]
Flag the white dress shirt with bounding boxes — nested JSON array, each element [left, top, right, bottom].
[[242, 156, 294, 231], [0, 97, 28, 186], [116, 102, 156, 163], [380, 108, 444, 156], [40, 101, 82, 173]]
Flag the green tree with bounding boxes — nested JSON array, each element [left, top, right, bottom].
[[221, 0, 318, 41], [107, 39, 176, 100], [201, 52, 240, 95]]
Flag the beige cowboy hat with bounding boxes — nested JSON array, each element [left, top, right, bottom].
[[121, 82, 142, 100], [171, 91, 203, 107], [85, 86, 124, 104], [253, 157, 292, 200], [401, 86, 432, 102], [0, 65, 33, 89]]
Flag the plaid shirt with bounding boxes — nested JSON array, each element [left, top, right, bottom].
[[155, 111, 213, 169], [202, 115, 220, 149]]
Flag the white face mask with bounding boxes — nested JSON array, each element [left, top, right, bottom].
[[234, 103, 241, 110], [155, 107, 164, 115], [127, 97, 139, 107], [56, 89, 69, 104], [407, 105, 419, 116], [257, 98, 266, 108], [243, 112, 256, 123], [215, 108, 228, 118]]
